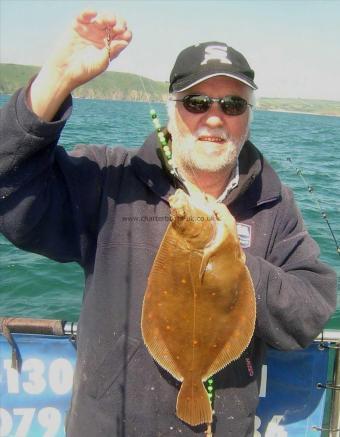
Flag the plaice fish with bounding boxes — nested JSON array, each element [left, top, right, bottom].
[[141, 188, 256, 428]]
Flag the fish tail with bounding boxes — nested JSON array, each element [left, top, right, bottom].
[[176, 377, 212, 426]]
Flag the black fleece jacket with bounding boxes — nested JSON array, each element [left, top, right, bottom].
[[0, 88, 336, 437]]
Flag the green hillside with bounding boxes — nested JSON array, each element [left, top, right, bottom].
[[0, 63, 168, 102], [257, 97, 340, 117], [1, 63, 339, 116], [0, 64, 40, 93]]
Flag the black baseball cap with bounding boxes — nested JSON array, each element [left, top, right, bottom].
[[169, 41, 257, 93]]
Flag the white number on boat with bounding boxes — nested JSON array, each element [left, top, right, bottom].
[[3, 360, 20, 394], [13, 408, 35, 436], [0, 407, 61, 436], [0, 408, 12, 436], [266, 415, 288, 437], [253, 364, 269, 436], [253, 415, 262, 436], [49, 358, 74, 395], [3, 358, 73, 395], [253, 414, 289, 437], [259, 364, 267, 397], [22, 358, 46, 394], [38, 407, 62, 437]]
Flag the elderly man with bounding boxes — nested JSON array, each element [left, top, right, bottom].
[[0, 10, 336, 437]]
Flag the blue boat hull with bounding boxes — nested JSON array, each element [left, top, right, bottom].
[[0, 328, 338, 436]]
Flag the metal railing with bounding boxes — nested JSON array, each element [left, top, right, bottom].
[[1, 318, 339, 435]]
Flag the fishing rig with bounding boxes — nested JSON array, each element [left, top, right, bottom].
[[286, 157, 340, 257], [138, 77, 216, 437]]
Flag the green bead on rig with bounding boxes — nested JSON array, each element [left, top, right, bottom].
[[150, 108, 172, 161], [149, 109, 190, 188], [206, 377, 215, 405]]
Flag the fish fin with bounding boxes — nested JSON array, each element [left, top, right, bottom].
[[204, 272, 256, 378], [176, 377, 212, 426], [142, 320, 183, 381]]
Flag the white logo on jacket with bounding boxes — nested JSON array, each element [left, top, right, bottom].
[[237, 223, 252, 248]]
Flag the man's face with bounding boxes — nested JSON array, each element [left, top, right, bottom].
[[168, 76, 252, 174]]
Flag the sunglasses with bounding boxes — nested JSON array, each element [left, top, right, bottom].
[[170, 94, 252, 116]]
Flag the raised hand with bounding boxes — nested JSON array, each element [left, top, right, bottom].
[[29, 10, 132, 121], [51, 10, 132, 89]]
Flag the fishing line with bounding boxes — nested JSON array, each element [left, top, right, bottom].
[[138, 69, 208, 192], [137, 75, 175, 170], [287, 157, 340, 256], [138, 73, 216, 432], [137, 74, 195, 194], [141, 75, 218, 244]]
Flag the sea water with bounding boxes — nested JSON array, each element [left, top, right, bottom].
[[0, 95, 339, 329]]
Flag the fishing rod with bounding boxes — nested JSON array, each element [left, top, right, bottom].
[[287, 157, 340, 257]]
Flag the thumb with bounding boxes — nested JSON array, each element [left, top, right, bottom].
[[108, 31, 132, 61]]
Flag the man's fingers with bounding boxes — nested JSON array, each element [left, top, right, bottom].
[[72, 9, 132, 57], [113, 29, 132, 44], [105, 17, 128, 44], [77, 9, 98, 24], [109, 33, 132, 60], [93, 13, 117, 30], [109, 41, 129, 61], [74, 10, 129, 46], [112, 17, 127, 34], [77, 10, 119, 31]]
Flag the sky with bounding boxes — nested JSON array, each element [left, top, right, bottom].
[[1, 0, 340, 100]]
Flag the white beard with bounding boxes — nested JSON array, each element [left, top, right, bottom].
[[171, 127, 248, 174]]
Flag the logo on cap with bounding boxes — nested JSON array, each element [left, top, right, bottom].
[[200, 45, 232, 66]]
